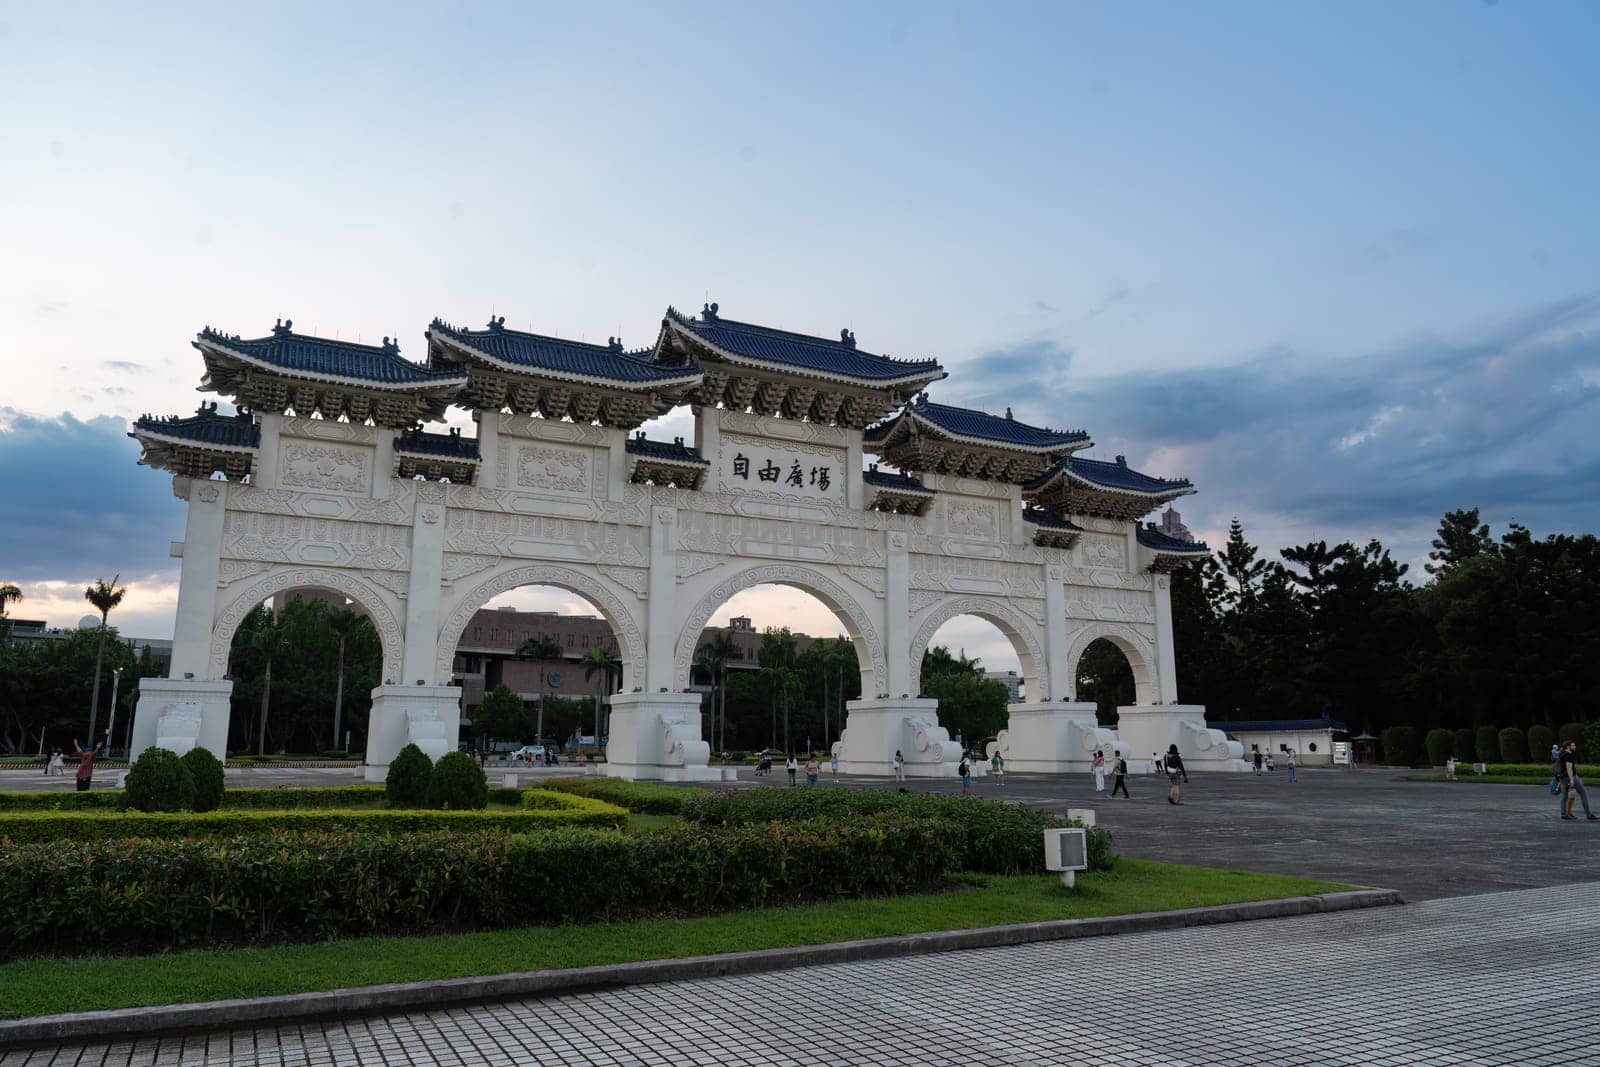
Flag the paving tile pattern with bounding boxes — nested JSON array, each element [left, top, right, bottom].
[[8, 882, 1594, 1066]]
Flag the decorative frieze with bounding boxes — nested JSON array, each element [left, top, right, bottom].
[[279, 442, 370, 494], [222, 513, 409, 570]]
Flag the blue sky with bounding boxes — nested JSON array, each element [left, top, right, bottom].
[[2, 1, 1597, 667]]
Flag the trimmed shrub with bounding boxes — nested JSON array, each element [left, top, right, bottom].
[[0, 790, 123, 811], [1557, 723, 1587, 750], [1452, 728, 1476, 762], [0, 784, 534, 813], [1474, 725, 1500, 763], [540, 777, 706, 815], [385, 744, 433, 808], [1424, 729, 1454, 768], [1497, 728, 1528, 764], [1379, 726, 1420, 767], [0, 803, 625, 844], [1586, 722, 1600, 763], [1477, 763, 1600, 778], [1527, 725, 1557, 762], [180, 748, 225, 812], [0, 816, 955, 955], [679, 788, 1114, 874], [428, 751, 489, 810], [123, 747, 196, 813], [521, 789, 630, 823]]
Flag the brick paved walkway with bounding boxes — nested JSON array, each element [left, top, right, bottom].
[[8, 881, 1593, 1066]]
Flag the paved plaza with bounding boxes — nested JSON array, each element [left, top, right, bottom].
[[8, 881, 1594, 1066]]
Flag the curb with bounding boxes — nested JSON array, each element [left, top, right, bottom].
[[0, 888, 1401, 1047]]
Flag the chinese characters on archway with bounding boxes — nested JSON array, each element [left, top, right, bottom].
[[731, 452, 831, 491]]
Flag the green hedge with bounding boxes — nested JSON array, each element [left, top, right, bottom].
[[1452, 728, 1476, 761], [1424, 729, 1453, 768], [1528, 725, 1557, 761], [428, 751, 488, 811], [0, 784, 531, 813], [181, 748, 226, 813], [0, 792, 625, 843], [0, 817, 954, 955], [678, 788, 1114, 874], [1476, 763, 1599, 778], [1379, 726, 1420, 767], [539, 777, 707, 815], [1497, 727, 1528, 763], [1475, 725, 1501, 763], [386, 744, 433, 808]]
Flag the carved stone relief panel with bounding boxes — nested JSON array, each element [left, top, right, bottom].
[[1077, 533, 1127, 571], [1067, 566, 1153, 591], [908, 554, 1044, 598], [441, 553, 499, 584], [222, 513, 409, 570], [945, 499, 1001, 541], [279, 442, 371, 494], [228, 484, 413, 525], [1065, 585, 1157, 624], [515, 444, 591, 494], [444, 510, 648, 567], [280, 417, 378, 445], [497, 413, 610, 445], [675, 509, 884, 567], [717, 410, 856, 447]]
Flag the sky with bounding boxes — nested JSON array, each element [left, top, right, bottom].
[[2, 1, 1597, 673]]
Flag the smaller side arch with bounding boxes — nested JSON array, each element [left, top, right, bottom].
[[209, 567, 404, 683], [434, 564, 646, 689], [908, 597, 1049, 701], [1065, 622, 1157, 707]]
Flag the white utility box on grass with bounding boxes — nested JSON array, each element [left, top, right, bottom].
[[1044, 827, 1089, 888]]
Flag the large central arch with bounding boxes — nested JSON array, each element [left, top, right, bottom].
[[1065, 622, 1157, 707], [908, 596, 1049, 702], [209, 567, 405, 683], [434, 563, 646, 690], [673, 562, 887, 697]]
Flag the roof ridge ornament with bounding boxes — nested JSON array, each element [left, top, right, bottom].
[[488, 315, 506, 332], [701, 302, 719, 322], [1005, 407, 1013, 420], [272, 318, 293, 336], [840, 328, 856, 349], [608, 336, 623, 353]]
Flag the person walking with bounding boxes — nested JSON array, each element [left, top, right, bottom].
[[1550, 743, 1564, 796], [1287, 749, 1299, 783], [1165, 744, 1187, 805], [1252, 746, 1263, 776], [1111, 753, 1129, 798], [1443, 754, 1455, 781], [70, 739, 101, 793], [893, 749, 905, 784], [830, 751, 840, 780], [786, 754, 798, 786], [1560, 741, 1595, 821], [1092, 750, 1106, 793], [990, 749, 1004, 784], [47, 750, 65, 777], [958, 754, 972, 795], [805, 755, 820, 787], [1151, 751, 1164, 776]]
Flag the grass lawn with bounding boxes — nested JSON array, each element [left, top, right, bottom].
[[0, 859, 1348, 1020]]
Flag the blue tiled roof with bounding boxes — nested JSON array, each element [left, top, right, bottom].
[[867, 397, 1088, 451], [131, 404, 259, 449], [395, 427, 480, 461], [1137, 524, 1209, 554], [1028, 455, 1194, 495], [430, 317, 700, 385], [625, 435, 708, 464], [666, 305, 945, 384], [1023, 507, 1083, 531], [196, 322, 465, 388], [1209, 717, 1347, 734], [863, 467, 932, 493]]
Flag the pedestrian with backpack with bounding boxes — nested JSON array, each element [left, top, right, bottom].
[[1559, 741, 1596, 821], [1165, 744, 1187, 805], [959, 755, 971, 795], [1111, 753, 1130, 798]]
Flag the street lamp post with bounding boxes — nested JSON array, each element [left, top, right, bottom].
[[105, 667, 123, 756]]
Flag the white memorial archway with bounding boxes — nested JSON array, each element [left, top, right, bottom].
[[129, 306, 1247, 778]]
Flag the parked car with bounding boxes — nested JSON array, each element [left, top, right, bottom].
[[509, 745, 546, 762]]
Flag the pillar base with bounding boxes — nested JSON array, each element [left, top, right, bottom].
[[833, 698, 963, 777], [1115, 704, 1249, 772], [987, 701, 1122, 773], [130, 677, 233, 762], [365, 685, 463, 782], [600, 691, 720, 781]]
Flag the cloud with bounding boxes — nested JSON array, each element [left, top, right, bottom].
[[102, 360, 144, 372], [945, 290, 1600, 559]]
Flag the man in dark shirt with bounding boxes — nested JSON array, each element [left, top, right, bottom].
[[71, 739, 101, 793], [1560, 742, 1595, 821]]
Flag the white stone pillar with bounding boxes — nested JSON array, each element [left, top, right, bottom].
[[1153, 574, 1179, 703], [254, 413, 282, 490], [475, 411, 499, 488], [642, 505, 678, 693], [1044, 563, 1069, 703], [168, 478, 228, 681], [401, 491, 447, 686], [371, 427, 395, 500], [884, 531, 912, 699], [694, 405, 721, 473], [606, 428, 628, 502], [846, 434, 865, 511]]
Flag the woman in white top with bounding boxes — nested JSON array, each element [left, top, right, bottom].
[[1092, 750, 1106, 792]]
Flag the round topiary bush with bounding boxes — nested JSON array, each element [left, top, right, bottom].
[[1424, 728, 1454, 768], [428, 750, 489, 810], [1453, 728, 1476, 761], [1528, 724, 1557, 761], [1497, 727, 1528, 763], [179, 747, 225, 812], [1474, 725, 1500, 763], [385, 743, 433, 808], [1557, 723, 1586, 750], [124, 746, 196, 812], [1379, 726, 1421, 767]]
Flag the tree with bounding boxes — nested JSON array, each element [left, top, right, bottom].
[[516, 633, 564, 744], [323, 606, 363, 751], [474, 684, 527, 750], [249, 612, 287, 755], [1076, 639, 1136, 725], [1426, 508, 1492, 577], [83, 575, 126, 747], [696, 630, 742, 752], [581, 645, 621, 741], [758, 627, 798, 751], [0, 583, 21, 640]]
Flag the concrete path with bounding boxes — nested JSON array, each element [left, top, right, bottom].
[[8, 881, 1592, 1065]]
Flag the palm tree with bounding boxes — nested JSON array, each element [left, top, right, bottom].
[[758, 627, 797, 753], [324, 606, 362, 751], [83, 576, 126, 747], [697, 630, 742, 754], [0, 583, 22, 640], [250, 613, 287, 756], [516, 633, 564, 744], [581, 645, 621, 743]]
